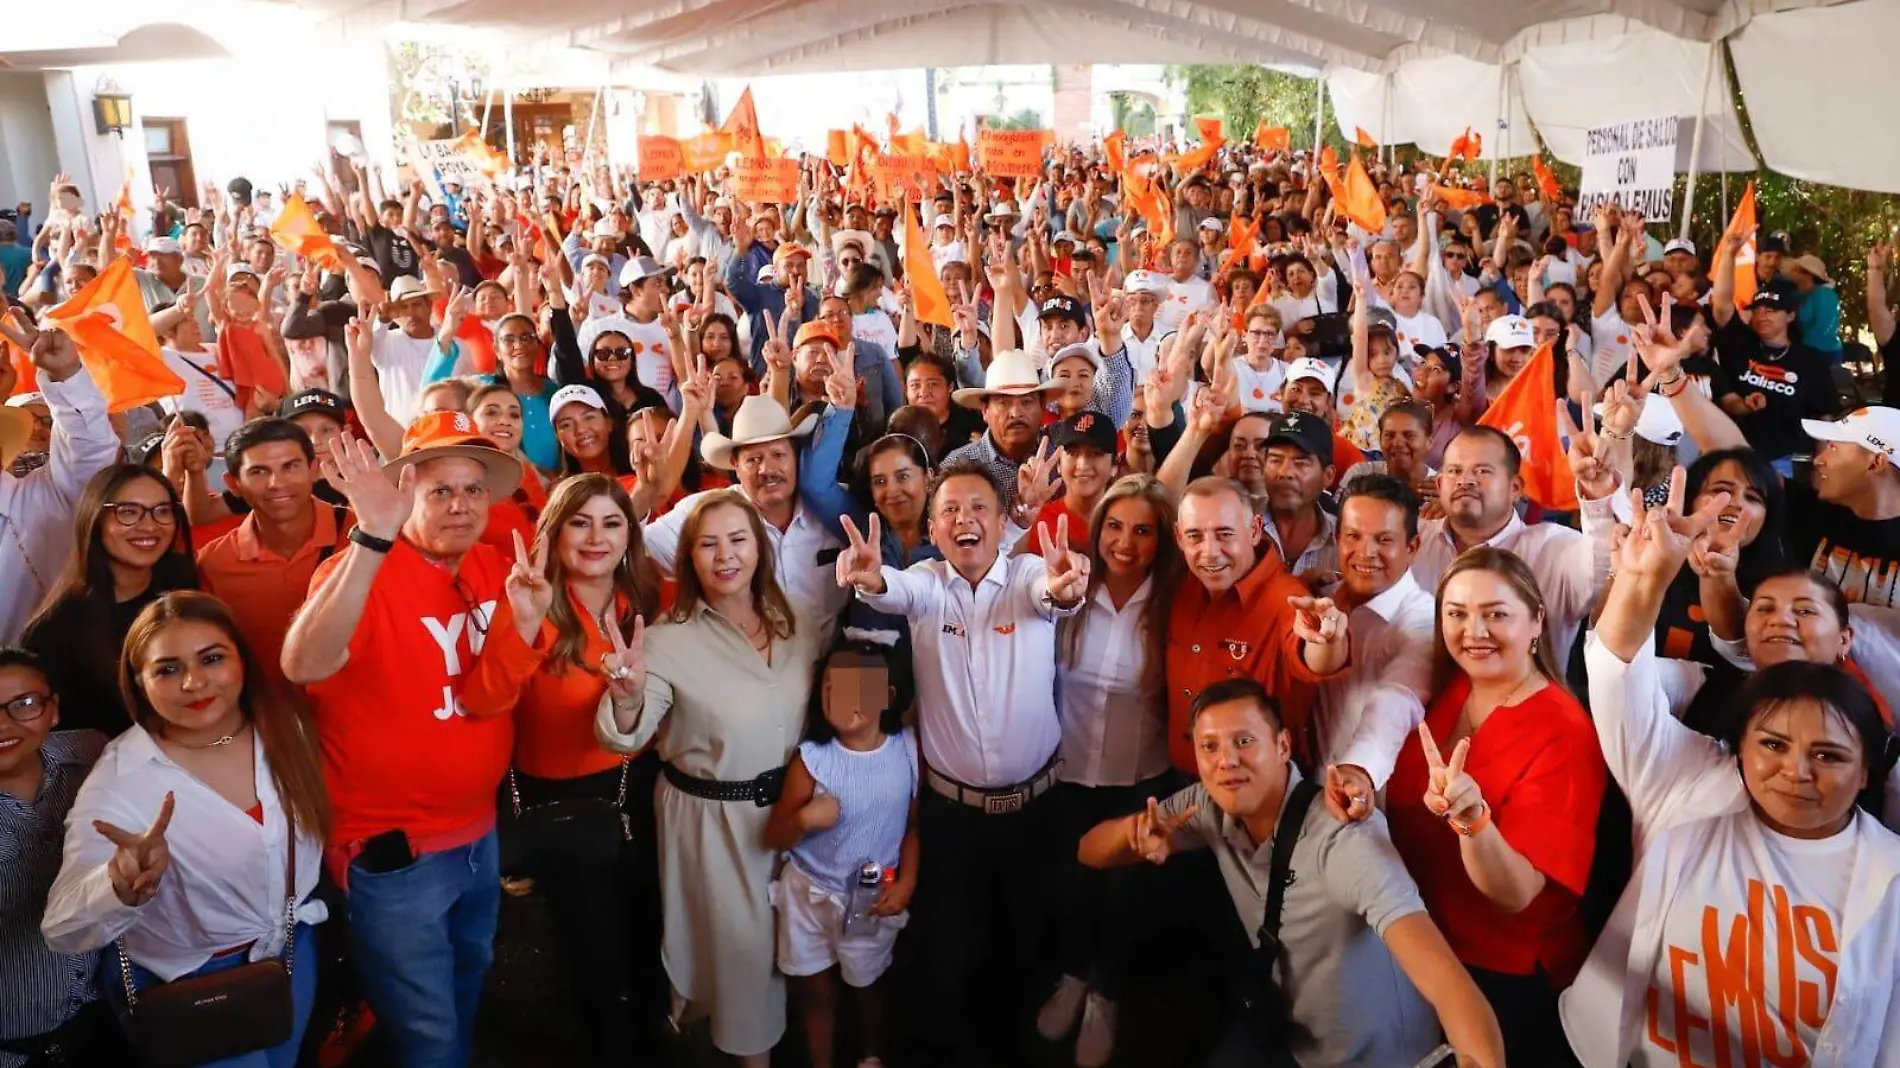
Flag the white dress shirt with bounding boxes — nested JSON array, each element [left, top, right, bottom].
[[1120, 322, 1170, 386], [1056, 578, 1171, 787], [860, 552, 1077, 787], [644, 490, 848, 639], [1312, 571, 1435, 787], [41, 728, 327, 982], [0, 371, 118, 644], [1409, 492, 1615, 664]]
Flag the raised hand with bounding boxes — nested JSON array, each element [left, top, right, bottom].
[[1418, 725, 1484, 824], [680, 355, 714, 418], [505, 530, 554, 637], [1289, 596, 1348, 646], [1323, 764, 1375, 824], [320, 433, 413, 540], [835, 514, 885, 592], [160, 419, 210, 477], [600, 607, 647, 702], [1126, 796, 1198, 865], [825, 344, 860, 410], [1621, 466, 1728, 580], [1040, 513, 1091, 604], [761, 305, 792, 374], [1556, 391, 1619, 500], [96, 792, 175, 908], [1014, 440, 1058, 519]]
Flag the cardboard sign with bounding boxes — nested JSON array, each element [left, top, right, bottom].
[[638, 136, 683, 181], [682, 132, 732, 175], [407, 138, 484, 197], [731, 155, 799, 204], [979, 128, 1051, 179], [1576, 116, 1678, 223], [872, 153, 933, 202]]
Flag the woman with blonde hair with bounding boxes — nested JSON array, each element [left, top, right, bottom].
[[1384, 546, 1607, 1067], [42, 592, 330, 1068], [594, 490, 820, 1065]]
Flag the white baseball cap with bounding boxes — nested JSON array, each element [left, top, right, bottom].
[[1484, 314, 1536, 350], [1285, 357, 1334, 391], [581, 253, 611, 271], [932, 213, 956, 229], [147, 237, 183, 256], [1663, 238, 1698, 257], [1123, 270, 1168, 296], [549, 384, 608, 421], [1198, 218, 1226, 233], [1048, 342, 1102, 374], [224, 263, 260, 283], [1803, 407, 1900, 462]]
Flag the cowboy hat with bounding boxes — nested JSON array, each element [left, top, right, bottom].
[[387, 275, 436, 303], [830, 229, 875, 258], [1788, 254, 1833, 285], [382, 410, 522, 497], [951, 349, 1065, 409], [701, 395, 818, 471]]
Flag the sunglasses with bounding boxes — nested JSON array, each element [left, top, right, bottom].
[[592, 346, 635, 363]]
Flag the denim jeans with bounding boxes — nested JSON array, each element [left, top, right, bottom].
[[346, 831, 499, 1068], [104, 923, 319, 1068]]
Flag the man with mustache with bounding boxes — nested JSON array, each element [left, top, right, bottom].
[[1409, 425, 1619, 663], [1259, 413, 1340, 583], [943, 350, 1064, 517]]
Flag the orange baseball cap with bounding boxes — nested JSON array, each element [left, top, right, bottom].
[[384, 410, 522, 497], [793, 321, 839, 349], [772, 244, 814, 268]]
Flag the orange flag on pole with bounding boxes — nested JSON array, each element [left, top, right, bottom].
[[43, 258, 185, 414], [1228, 213, 1259, 260], [1478, 342, 1578, 511], [1339, 153, 1387, 233], [1430, 183, 1491, 212], [2, 309, 35, 396], [269, 193, 342, 271], [826, 130, 850, 167], [904, 202, 954, 328], [1354, 126, 1378, 149], [1448, 127, 1482, 163], [452, 130, 508, 179], [1533, 156, 1563, 204], [1254, 123, 1290, 154], [721, 87, 766, 160], [1720, 181, 1758, 313], [1103, 129, 1127, 176], [1194, 116, 1224, 145]]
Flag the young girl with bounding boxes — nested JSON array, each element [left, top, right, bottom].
[[1340, 269, 1412, 453], [764, 640, 920, 1068]]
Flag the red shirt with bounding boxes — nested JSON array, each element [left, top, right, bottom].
[[1027, 498, 1091, 555], [1385, 675, 1607, 982], [305, 540, 514, 858]]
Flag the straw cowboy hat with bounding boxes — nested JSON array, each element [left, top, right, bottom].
[[387, 275, 437, 303], [701, 395, 817, 471], [383, 410, 523, 497], [830, 229, 875, 258], [951, 349, 1065, 409]]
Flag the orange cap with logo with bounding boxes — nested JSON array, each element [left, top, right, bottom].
[[384, 410, 523, 497]]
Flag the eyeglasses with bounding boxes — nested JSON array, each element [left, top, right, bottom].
[[2, 690, 53, 723], [592, 346, 634, 363], [497, 333, 538, 347], [105, 502, 179, 527]]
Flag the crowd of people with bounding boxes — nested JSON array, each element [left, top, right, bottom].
[[0, 114, 1898, 1068]]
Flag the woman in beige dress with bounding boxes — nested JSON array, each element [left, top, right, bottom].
[[595, 488, 818, 1062]]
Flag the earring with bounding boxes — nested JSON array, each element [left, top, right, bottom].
[[1530, 635, 1540, 655]]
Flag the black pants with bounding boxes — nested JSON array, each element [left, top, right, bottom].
[[515, 754, 666, 1066], [908, 785, 1062, 1065], [1049, 775, 1176, 1001], [1467, 964, 1582, 1068]]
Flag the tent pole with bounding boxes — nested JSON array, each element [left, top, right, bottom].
[[1312, 74, 1325, 150], [1680, 38, 1719, 241], [503, 76, 516, 167], [1718, 41, 1730, 223], [579, 82, 606, 176], [479, 87, 494, 137]]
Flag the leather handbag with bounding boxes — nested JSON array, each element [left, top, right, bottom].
[[114, 840, 298, 1068], [509, 759, 632, 871]]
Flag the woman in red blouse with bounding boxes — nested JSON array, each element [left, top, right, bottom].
[[1386, 546, 1606, 1068]]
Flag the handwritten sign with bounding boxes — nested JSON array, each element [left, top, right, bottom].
[[409, 138, 485, 189], [979, 128, 1051, 179], [637, 136, 683, 181], [731, 156, 799, 204], [1577, 116, 1677, 223], [873, 153, 933, 203], [682, 132, 731, 175]]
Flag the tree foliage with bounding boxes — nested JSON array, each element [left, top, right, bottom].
[[1163, 65, 1342, 151]]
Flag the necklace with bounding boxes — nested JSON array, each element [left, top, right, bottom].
[[173, 728, 243, 750], [1459, 669, 1539, 736]]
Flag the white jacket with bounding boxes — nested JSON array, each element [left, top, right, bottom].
[[1566, 635, 1900, 1067], [0, 370, 119, 643]]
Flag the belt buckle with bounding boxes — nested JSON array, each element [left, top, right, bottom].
[[983, 789, 1024, 815]]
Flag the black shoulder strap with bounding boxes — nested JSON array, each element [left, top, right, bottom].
[[1259, 775, 1322, 948], [313, 503, 352, 565], [174, 352, 240, 402]]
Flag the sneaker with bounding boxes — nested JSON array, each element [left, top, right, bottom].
[[1036, 974, 1089, 1041], [1075, 993, 1117, 1068]]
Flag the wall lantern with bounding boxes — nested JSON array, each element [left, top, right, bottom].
[[94, 92, 134, 137]]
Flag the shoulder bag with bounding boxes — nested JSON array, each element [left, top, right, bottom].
[[1233, 775, 1320, 1058]]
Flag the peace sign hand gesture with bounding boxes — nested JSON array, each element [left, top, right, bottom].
[[1289, 596, 1348, 646], [1619, 466, 1728, 581], [761, 305, 793, 374], [825, 344, 860, 410], [1126, 796, 1198, 865], [836, 514, 886, 593], [1556, 390, 1620, 500], [600, 607, 647, 703], [97, 792, 176, 908], [1040, 514, 1091, 605], [1014, 440, 1058, 520], [1418, 725, 1484, 825], [505, 530, 554, 638]]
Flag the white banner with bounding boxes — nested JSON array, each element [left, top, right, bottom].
[[1576, 115, 1678, 223], [410, 138, 485, 189]]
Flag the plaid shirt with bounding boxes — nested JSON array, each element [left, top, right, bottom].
[[943, 432, 1032, 514]]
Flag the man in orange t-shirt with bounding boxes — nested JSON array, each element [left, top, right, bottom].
[[280, 411, 524, 1067], [1165, 476, 1351, 773]]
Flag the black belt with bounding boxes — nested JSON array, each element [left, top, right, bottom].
[[662, 762, 786, 807]]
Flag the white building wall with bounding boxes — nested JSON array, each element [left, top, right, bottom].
[[0, 72, 59, 213]]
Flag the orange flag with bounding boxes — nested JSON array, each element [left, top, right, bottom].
[[1172, 140, 1221, 176], [1720, 181, 1758, 313], [1339, 153, 1387, 233], [2, 309, 35, 396], [1533, 156, 1562, 204], [1478, 342, 1578, 511], [269, 192, 342, 271], [1254, 123, 1289, 153], [904, 203, 954, 328], [1430, 183, 1491, 212], [891, 129, 927, 156], [1195, 116, 1224, 145], [1447, 127, 1477, 163], [720, 87, 766, 160], [1316, 145, 1344, 201], [1354, 127, 1377, 149], [43, 258, 185, 414], [826, 130, 850, 168], [682, 131, 732, 174], [452, 130, 508, 179], [114, 175, 134, 220], [1228, 213, 1259, 260], [1103, 129, 1127, 176]]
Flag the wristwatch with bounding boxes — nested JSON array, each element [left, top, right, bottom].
[[348, 528, 396, 554]]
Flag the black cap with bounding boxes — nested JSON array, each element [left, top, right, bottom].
[[1037, 294, 1088, 327], [1051, 410, 1116, 455], [1758, 233, 1787, 254], [1749, 287, 1795, 313], [1415, 343, 1461, 382], [279, 389, 347, 424], [1266, 411, 1334, 465]]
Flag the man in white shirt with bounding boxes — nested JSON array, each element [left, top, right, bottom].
[[1118, 270, 1171, 385], [1315, 474, 1436, 820], [644, 394, 846, 637], [1157, 240, 1216, 334], [370, 275, 439, 426], [838, 457, 1087, 1067], [1410, 426, 1619, 663], [0, 327, 118, 643]]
